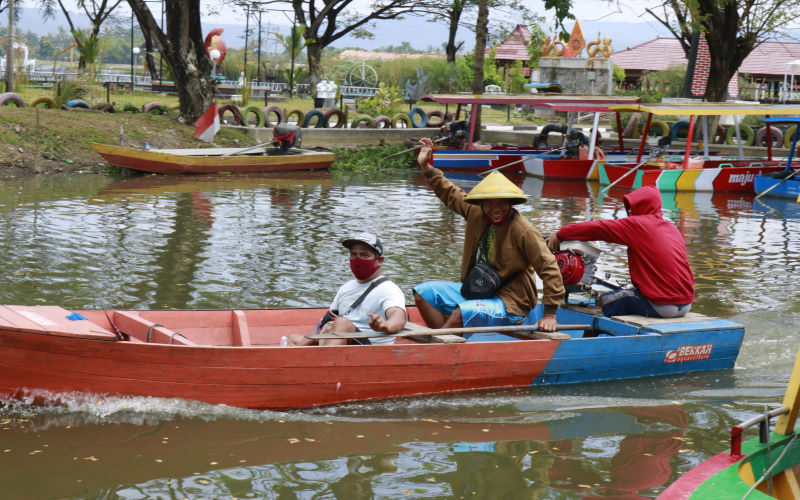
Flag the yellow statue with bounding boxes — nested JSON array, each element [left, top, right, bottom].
[[542, 35, 566, 58], [587, 32, 613, 59]]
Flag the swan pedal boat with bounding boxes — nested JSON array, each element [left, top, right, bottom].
[[0, 303, 744, 409]]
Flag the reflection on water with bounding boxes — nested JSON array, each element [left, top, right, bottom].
[[1, 171, 799, 498]]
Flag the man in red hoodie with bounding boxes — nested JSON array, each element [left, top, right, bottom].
[[545, 185, 694, 318]]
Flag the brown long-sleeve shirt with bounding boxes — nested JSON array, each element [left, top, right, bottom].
[[425, 168, 565, 316]]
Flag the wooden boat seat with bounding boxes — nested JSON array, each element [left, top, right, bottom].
[[112, 311, 196, 346], [402, 321, 466, 344], [610, 311, 719, 326]]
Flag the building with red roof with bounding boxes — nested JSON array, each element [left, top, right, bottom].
[[610, 37, 800, 98]]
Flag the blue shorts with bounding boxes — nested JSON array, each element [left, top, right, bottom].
[[601, 288, 690, 318], [413, 281, 524, 339]]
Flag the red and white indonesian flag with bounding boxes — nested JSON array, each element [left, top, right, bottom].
[[194, 101, 220, 143]]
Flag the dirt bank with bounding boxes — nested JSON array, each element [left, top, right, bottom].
[[0, 106, 251, 179]]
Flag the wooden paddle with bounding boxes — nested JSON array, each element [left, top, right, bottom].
[[478, 147, 564, 176], [380, 136, 449, 160], [306, 323, 591, 341], [598, 158, 648, 194], [220, 139, 276, 157]]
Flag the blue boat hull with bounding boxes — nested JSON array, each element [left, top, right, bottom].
[[469, 305, 745, 386], [754, 173, 800, 199]]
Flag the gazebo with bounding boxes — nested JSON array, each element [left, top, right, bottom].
[[486, 25, 533, 80]]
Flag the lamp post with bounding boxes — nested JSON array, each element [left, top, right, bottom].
[[210, 49, 220, 76], [130, 11, 136, 90], [131, 46, 140, 89]]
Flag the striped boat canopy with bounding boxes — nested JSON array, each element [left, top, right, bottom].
[[609, 102, 800, 116]]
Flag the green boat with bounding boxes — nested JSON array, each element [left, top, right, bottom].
[[659, 350, 800, 499]]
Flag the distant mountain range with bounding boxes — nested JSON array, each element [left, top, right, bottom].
[[14, 6, 798, 55]]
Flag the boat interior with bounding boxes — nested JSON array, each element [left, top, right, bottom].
[[0, 304, 731, 348]]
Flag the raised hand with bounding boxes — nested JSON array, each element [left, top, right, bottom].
[[417, 137, 434, 171]]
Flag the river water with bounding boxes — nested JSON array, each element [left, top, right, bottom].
[[1, 169, 799, 499]]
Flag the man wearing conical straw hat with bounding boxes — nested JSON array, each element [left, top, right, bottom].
[[413, 137, 565, 335]]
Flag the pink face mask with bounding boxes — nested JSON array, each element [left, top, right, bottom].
[[350, 257, 380, 280]]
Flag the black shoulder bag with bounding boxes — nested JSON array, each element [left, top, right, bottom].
[[461, 263, 503, 300], [461, 264, 521, 300]]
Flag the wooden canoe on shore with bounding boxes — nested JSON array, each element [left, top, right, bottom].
[[90, 143, 335, 174], [0, 304, 744, 410]]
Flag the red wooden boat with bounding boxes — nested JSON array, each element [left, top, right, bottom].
[[90, 143, 334, 174], [0, 304, 744, 410]]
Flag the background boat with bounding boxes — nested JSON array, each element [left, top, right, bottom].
[[91, 143, 335, 174]]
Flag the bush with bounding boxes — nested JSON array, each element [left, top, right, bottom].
[[355, 83, 405, 116], [55, 78, 89, 107]]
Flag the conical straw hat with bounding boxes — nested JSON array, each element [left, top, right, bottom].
[[463, 171, 528, 205]]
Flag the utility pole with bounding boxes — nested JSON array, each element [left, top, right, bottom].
[[243, 4, 249, 80], [290, 12, 296, 98], [256, 10, 262, 83], [5, 0, 14, 92]]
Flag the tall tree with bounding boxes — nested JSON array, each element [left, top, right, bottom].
[[646, 0, 799, 101], [250, 0, 439, 88], [414, 0, 542, 63], [38, 0, 123, 70], [469, 0, 488, 135], [128, 0, 214, 121]]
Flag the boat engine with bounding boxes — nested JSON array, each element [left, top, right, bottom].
[[272, 124, 302, 151], [555, 240, 605, 303], [563, 131, 588, 159], [441, 120, 469, 148]]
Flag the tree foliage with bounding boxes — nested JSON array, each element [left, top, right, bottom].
[[646, 0, 800, 101], [37, 0, 123, 70], [241, 0, 442, 88]]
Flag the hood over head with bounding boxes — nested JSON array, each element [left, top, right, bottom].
[[623, 185, 662, 216]]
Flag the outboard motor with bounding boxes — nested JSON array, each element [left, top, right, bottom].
[[563, 131, 588, 159], [555, 240, 602, 304], [272, 124, 302, 151], [440, 120, 469, 148]]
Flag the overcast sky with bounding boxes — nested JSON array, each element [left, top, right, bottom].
[[197, 0, 660, 26]]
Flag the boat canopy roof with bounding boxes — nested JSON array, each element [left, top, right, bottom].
[[609, 102, 800, 116], [420, 93, 641, 110]]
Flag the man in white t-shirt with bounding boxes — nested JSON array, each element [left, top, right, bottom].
[[288, 232, 407, 346]]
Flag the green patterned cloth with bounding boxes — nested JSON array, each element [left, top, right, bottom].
[[476, 224, 497, 265]]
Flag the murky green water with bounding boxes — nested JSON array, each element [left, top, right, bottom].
[[1, 170, 799, 499]]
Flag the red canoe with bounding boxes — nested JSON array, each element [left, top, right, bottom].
[[0, 304, 745, 409]]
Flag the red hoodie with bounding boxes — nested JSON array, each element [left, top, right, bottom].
[[556, 186, 694, 305]]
